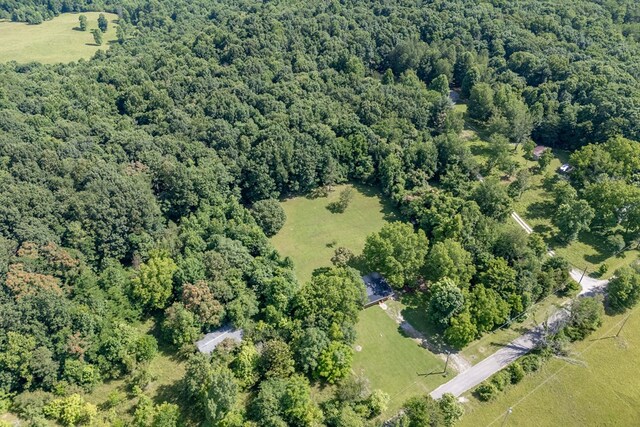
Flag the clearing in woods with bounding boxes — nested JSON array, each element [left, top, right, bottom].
[[0, 12, 118, 64], [271, 184, 396, 283], [353, 306, 449, 419]]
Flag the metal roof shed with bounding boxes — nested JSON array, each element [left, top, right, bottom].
[[196, 325, 243, 354]]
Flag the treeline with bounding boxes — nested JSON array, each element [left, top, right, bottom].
[[0, 0, 113, 24], [0, 0, 639, 425]]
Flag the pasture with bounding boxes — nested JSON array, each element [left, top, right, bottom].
[[352, 306, 448, 418], [0, 12, 118, 64], [459, 307, 640, 426]]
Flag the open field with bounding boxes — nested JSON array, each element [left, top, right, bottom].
[[459, 307, 640, 427], [272, 185, 445, 417], [271, 184, 396, 282], [352, 306, 448, 418], [0, 12, 118, 64]]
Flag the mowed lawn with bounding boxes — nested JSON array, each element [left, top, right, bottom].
[[459, 308, 640, 427], [353, 307, 448, 419], [0, 12, 118, 64], [271, 184, 396, 283]]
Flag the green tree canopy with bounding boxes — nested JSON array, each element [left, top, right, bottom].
[[362, 222, 429, 288], [251, 199, 286, 237]]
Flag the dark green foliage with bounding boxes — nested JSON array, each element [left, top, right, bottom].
[[490, 370, 511, 392], [250, 375, 321, 426], [607, 267, 640, 312], [293, 267, 366, 332], [251, 199, 286, 237], [472, 179, 513, 221], [97, 13, 108, 32], [362, 222, 429, 288], [395, 395, 446, 426], [327, 187, 355, 213], [1, 0, 634, 421], [439, 393, 463, 426], [475, 382, 498, 401], [520, 353, 545, 373], [564, 296, 605, 341], [507, 362, 525, 384], [428, 278, 466, 327], [259, 339, 295, 379], [91, 28, 102, 45], [78, 15, 87, 31]]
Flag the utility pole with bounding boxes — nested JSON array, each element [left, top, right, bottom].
[[443, 352, 450, 376], [616, 314, 631, 337], [579, 265, 588, 285], [501, 407, 513, 427]]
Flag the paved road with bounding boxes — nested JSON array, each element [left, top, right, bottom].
[[430, 212, 609, 399], [430, 308, 568, 399]]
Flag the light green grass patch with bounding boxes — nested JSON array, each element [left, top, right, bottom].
[[352, 306, 448, 419], [453, 103, 468, 114], [459, 307, 640, 427], [84, 320, 186, 421], [0, 12, 118, 64], [271, 184, 396, 283]]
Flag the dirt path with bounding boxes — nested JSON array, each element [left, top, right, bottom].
[[380, 301, 472, 374]]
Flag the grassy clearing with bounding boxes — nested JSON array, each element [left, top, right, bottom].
[[0, 12, 118, 64], [271, 184, 396, 283], [459, 307, 640, 427], [352, 306, 448, 419], [84, 320, 186, 423]]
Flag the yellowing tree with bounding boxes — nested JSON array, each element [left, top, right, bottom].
[[132, 251, 177, 311]]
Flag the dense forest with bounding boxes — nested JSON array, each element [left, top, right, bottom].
[[1, 0, 639, 425]]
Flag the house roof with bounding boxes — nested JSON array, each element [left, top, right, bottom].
[[196, 325, 243, 354], [362, 273, 394, 305], [533, 145, 548, 155]]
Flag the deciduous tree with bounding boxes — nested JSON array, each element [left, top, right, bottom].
[[362, 222, 429, 288]]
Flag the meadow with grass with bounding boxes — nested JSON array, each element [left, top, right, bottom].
[[0, 12, 118, 63], [271, 184, 396, 282], [459, 308, 640, 427], [353, 307, 448, 419], [272, 185, 452, 417]]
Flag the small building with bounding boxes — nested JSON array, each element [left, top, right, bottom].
[[196, 325, 243, 354], [362, 273, 394, 308], [532, 145, 549, 160]]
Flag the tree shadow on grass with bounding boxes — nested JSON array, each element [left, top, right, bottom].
[[397, 293, 453, 354], [347, 255, 369, 275], [150, 315, 189, 364], [154, 380, 201, 426], [352, 183, 398, 222], [550, 230, 614, 266], [526, 200, 555, 221], [532, 224, 553, 235], [469, 142, 492, 160]]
